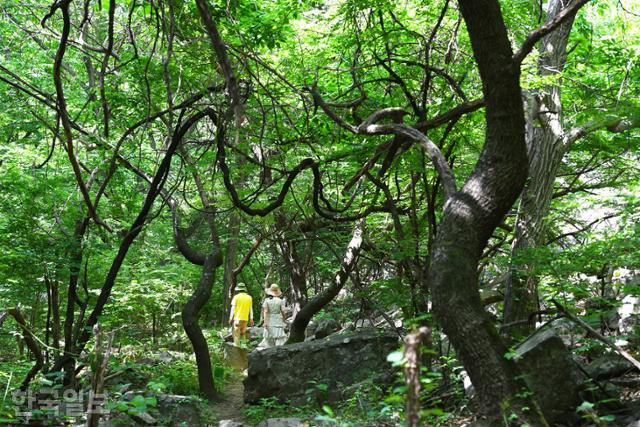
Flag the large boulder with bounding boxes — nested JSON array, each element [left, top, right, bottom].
[[102, 394, 203, 426], [513, 328, 584, 425], [244, 328, 399, 404], [585, 354, 635, 380], [313, 318, 341, 339]]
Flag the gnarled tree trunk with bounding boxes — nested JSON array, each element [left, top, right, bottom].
[[428, 0, 552, 423], [287, 220, 364, 343], [181, 252, 223, 401]]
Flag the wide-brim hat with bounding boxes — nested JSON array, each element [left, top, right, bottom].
[[235, 282, 248, 292], [265, 284, 282, 297]]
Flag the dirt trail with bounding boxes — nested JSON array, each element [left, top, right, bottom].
[[212, 377, 245, 424]]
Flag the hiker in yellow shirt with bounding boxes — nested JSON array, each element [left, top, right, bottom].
[[229, 282, 254, 347]]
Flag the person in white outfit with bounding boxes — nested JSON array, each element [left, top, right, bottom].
[[261, 284, 287, 348]]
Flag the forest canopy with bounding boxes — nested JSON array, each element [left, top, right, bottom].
[[1, 0, 639, 425]]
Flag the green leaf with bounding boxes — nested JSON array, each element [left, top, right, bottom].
[[576, 401, 595, 412], [131, 395, 146, 407], [321, 404, 334, 417], [386, 350, 405, 366]]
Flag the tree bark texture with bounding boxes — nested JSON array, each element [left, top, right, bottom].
[[428, 0, 547, 423], [86, 323, 114, 427], [404, 327, 430, 427], [275, 213, 308, 320], [503, 0, 578, 337]]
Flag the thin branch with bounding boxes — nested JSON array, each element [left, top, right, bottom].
[[51, 0, 112, 232], [357, 121, 456, 200], [562, 112, 640, 149], [4, 308, 44, 390], [545, 213, 619, 245], [194, 0, 241, 123], [513, 0, 591, 65], [233, 234, 267, 277], [311, 88, 457, 200]]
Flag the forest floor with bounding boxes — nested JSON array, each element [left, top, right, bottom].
[[213, 376, 246, 424]]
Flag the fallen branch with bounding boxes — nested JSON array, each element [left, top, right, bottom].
[[552, 299, 640, 372]]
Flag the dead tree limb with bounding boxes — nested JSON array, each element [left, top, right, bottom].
[[405, 326, 430, 427], [552, 299, 640, 372]]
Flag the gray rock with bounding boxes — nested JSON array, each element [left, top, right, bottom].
[[154, 351, 174, 364], [219, 421, 243, 427], [314, 318, 341, 339], [155, 394, 202, 426], [157, 393, 190, 404], [257, 418, 303, 427], [136, 350, 183, 366], [105, 367, 148, 389], [248, 326, 264, 340], [354, 319, 373, 329], [460, 370, 474, 399], [102, 394, 203, 426], [244, 328, 399, 404], [130, 411, 157, 425], [546, 318, 582, 348], [373, 308, 404, 330], [99, 413, 134, 426], [340, 321, 355, 333], [304, 321, 318, 341], [224, 343, 249, 371], [513, 328, 584, 425], [585, 354, 634, 380]]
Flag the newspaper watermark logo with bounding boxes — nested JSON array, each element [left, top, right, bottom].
[[12, 388, 109, 419]]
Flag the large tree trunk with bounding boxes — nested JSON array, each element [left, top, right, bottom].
[[502, 0, 578, 337], [428, 0, 548, 423], [181, 252, 222, 401]]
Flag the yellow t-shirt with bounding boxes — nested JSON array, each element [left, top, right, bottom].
[[231, 292, 253, 321]]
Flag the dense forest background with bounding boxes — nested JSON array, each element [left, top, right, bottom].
[[1, 0, 639, 425]]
